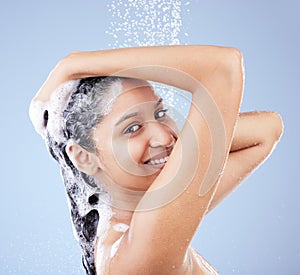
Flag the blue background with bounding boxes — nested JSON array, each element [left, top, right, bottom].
[[1, 0, 299, 274]]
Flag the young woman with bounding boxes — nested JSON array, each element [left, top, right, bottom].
[[30, 45, 283, 274]]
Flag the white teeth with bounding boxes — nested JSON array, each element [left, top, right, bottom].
[[148, 156, 169, 165]]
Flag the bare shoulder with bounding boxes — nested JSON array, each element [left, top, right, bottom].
[[95, 221, 130, 274]]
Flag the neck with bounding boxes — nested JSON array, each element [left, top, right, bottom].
[[111, 207, 134, 225], [95, 171, 145, 212]]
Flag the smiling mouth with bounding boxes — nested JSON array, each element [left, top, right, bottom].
[[143, 147, 173, 167], [146, 156, 169, 165]]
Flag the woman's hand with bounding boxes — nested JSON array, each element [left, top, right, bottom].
[[32, 52, 76, 102]]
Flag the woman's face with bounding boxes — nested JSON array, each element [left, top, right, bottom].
[[93, 79, 178, 191]]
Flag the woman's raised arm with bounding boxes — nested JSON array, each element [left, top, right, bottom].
[[32, 45, 242, 102], [207, 111, 283, 213]]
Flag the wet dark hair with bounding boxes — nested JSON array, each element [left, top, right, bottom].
[[45, 76, 122, 275]]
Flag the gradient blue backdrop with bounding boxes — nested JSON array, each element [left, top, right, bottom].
[[1, 0, 299, 274]]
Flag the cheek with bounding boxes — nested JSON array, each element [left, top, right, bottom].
[[101, 135, 158, 183], [110, 136, 160, 181], [104, 136, 149, 178], [102, 138, 135, 174], [117, 136, 148, 165]]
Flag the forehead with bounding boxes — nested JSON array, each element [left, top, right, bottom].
[[110, 79, 159, 115]]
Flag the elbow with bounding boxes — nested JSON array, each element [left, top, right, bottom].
[[210, 46, 244, 88], [259, 112, 284, 149], [226, 47, 245, 83], [206, 46, 245, 87], [224, 47, 243, 65], [269, 112, 284, 142], [222, 47, 245, 103]]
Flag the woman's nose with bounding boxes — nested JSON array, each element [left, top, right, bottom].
[[148, 122, 175, 148]]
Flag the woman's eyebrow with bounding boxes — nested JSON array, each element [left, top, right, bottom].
[[155, 97, 163, 107], [115, 111, 139, 126], [115, 98, 162, 127]]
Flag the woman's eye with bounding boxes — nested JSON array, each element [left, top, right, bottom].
[[124, 124, 141, 134], [155, 109, 168, 120]]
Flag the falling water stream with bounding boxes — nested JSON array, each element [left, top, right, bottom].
[[106, 0, 192, 129]]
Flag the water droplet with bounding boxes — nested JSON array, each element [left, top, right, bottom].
[[106, 0, 189, 48]]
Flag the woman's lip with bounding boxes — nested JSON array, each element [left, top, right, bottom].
[[145, 162, 166, 169], [143, 147, 173, 164]]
